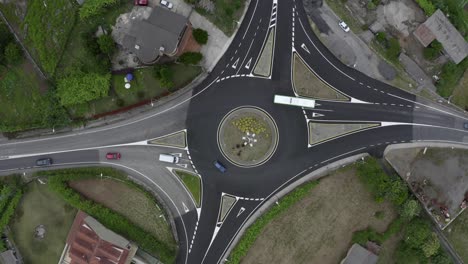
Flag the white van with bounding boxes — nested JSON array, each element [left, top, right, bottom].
[[159, 154, 180, 163]]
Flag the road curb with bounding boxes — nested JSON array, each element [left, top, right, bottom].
[[221, 153, 368, 262]]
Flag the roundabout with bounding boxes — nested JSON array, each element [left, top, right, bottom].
[[217, 106, 279, 168]]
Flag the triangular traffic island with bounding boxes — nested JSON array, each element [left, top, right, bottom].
[[309, 122, 379, 146], [253, 28, 275, 77], [293, 53, 349, 101], [148, 130, 187, 149], [218, 194, 237, 223], [174, 170, 201, 207]]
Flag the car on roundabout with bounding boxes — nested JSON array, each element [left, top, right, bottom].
[[214, 160, 227, 173]]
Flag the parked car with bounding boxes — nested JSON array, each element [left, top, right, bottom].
[[106, 152, 121, 160], [339, 21, 350, 32], [160, 0, 173, 9], [36, 158, 53, 166], [464, 122, 468, 130], [213, 160, 227, 173], [134, 0, 148, 6]]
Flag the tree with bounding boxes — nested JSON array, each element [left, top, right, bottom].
[[42, 90, 71, 128], [0, 23, 14, 55], [179, 52, 203, 65], [57, 72, 111, 106], [400, 199, 421, 221], [153, 64, 174, 89], [404, 219, 431, 249], [431, 250, 452, 264], [423, 40, 443, 60], [421, 233, 440, 258], [387, 179, 408, 206], [4, 42, 23, 65], [97, 34, 116, 57], [193, 28, 209, 45]]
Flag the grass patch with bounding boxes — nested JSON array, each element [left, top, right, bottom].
[[11, 181, 77, 264], [0, 64, 48, 131], [451, 69, 468, 110], [22, 0, 77, 76], [293, 54, 348, 100], [229, 180, 319, 263], [324, 0, 363, 34], [69, 178, 175, 246], [195, 0, 246, 36], [445, 209, 468, 262], [174, 170, 201, 207]]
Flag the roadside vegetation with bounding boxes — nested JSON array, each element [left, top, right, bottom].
[[445, 210, 468, 262], [229, 181, 319, 263], [232, 158, 452, 264], [189, 0, 246, 36], [0, 175, 23, 252], [39, 167, 177, 264]]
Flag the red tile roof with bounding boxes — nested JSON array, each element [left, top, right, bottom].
[[66, 211, 131, 264]]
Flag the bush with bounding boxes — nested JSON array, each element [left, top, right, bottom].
[[399, 199, 421, 221], [179, 52, 203, 65], [375, 32, 387, 45], [153, 64, 174, 88], [423, 40, 443, 60], [57, 72, 111, 106], [404, 218, 431, 249], [374, 211, 385, 219], [42, 168, 176, 263], [367, 2, 377, 10], [0, 190, 22, 230], [436, 58, 468, 98], [116, 98, 125, 107], [80, 0, 119, 20], [415, 0, 436, 16], [193, 28, 209, 45], [4, 42, 23, 65], [97, 34, 116, 57], [386, 37, 401, 59]]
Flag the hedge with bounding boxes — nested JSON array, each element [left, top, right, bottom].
[[39, 168, 176, 264], [228, 181, 319, 263], [0, 190, 22, 231]]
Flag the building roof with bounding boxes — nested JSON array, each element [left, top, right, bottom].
[[341, 244, 378, 264], [413, 9, 468, 64], [64, 211, 135, 264], [0, 250, 18, 264], [122, 7, 188, 64]]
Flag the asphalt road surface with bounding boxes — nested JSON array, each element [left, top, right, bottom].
[[0, 0, 467, 263]]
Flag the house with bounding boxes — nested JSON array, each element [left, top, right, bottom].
[[413, 9, 468, 64], [341, 244, 379, 264], [122, 6, 192, 64], [58, 211, 138, 264]]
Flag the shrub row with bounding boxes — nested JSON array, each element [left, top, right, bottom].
[[39, 168, 176, 264], [0, 190, 22, 231], [228, 181, 319, 263]]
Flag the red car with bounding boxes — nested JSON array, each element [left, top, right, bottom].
[[134, 0, 148, 6], [106, 152, 121, 160]]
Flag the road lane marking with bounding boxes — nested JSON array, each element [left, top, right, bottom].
[[237, 207, 246, 217], [300, 43, 310, 53]]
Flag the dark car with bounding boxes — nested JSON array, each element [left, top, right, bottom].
[[36, 158, 53, 166], [134, 0, 148, 6], [106, 152, 121, 160], [464, 122, 468, 130], [214, 160, 227, 173]]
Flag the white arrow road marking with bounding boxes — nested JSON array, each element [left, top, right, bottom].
[[237, 207, 245, 217], [182, 202, 189, 213], [176, 163, 188, 168], [245, 58, 252, 69], [301, 43, 310, 53], [312, 112, 324, 118], [232, 58, 239, 69]]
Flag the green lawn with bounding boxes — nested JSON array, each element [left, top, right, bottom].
[[174, 170, 201, 207], [0, 64, 48, 132], [22, 0, 77, 76], [195, 0, 246, 36], [10, 182, 77, 264], [445, 209, 468, 262], [450, 69, 468, 111]]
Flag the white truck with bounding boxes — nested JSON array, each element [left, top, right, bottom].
[[273, 95, 315, 109], [159, 154, 180, 163]]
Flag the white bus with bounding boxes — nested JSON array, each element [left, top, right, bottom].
[[273, 95, 315, 109]]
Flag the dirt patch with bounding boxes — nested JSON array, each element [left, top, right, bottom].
[[242, 167, 397, 264], [69, 178, 175, 248]]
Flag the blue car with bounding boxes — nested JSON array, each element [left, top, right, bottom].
[[214, 160, 227, 173]]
